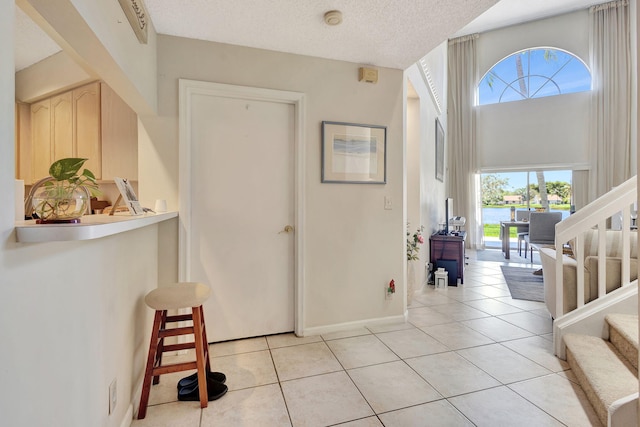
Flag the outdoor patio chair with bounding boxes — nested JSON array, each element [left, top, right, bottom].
[[523, 211, 563, 259], [516, 210, 531, 256]]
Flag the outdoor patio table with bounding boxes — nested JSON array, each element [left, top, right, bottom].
[[500, 221, 529, 259]]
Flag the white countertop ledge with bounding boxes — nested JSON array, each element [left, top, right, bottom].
[[15, 211, 178, 243]]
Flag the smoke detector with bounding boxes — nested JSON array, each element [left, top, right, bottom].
[[324, 10, 343, 26]]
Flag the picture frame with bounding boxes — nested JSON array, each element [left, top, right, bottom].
[[113, 177, 144, 215], [435, 118, 445, 182], [321, 121, 387, 184]]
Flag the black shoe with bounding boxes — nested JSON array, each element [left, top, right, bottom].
[[177, 371, 226, 390], [177, 377, 228, 402]]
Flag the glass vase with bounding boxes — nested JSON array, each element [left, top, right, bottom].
[[32, 184, 89, 223]]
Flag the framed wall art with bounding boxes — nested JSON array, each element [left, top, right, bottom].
[[321, 121, 387, 184], [435, 118, 445, 182]]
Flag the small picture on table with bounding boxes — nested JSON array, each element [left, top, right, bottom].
[[114, 177, 143, 215]]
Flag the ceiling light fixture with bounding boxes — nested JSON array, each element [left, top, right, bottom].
[[324, 10, 343, 26]]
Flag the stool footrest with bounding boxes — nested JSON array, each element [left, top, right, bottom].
[[162, 342, 196, 352], [152, 361, 197, 376], [165, 314, 194, 323], [159, 326, 194, 338]]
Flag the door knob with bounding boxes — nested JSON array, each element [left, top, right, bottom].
[[279, 225, 294, 234]]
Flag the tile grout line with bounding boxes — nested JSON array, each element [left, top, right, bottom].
[[320, 333, 379, 421], [266, 345, 295, 427], [506, 379, 571, 426]]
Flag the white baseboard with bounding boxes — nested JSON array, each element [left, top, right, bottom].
[[301, 313, 407, 337], [124, 374, 144, 424], [119, 404, 133, 427]]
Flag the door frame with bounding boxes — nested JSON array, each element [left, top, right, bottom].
[[178, 79, 306, 336]]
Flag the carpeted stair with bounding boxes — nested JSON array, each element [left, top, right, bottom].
[[564, 314, 639, 426], [606, 314, 639, 371]]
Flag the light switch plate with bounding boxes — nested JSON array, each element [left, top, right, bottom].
[[384, 196, 392, 210]]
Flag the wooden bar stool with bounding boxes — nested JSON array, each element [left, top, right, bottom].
[[138, 282, 223, 419]]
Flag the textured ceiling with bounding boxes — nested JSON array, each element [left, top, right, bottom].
[[15, 0, 602, 73], [144, 0, 601, 69], [144, 0, 501, 69]]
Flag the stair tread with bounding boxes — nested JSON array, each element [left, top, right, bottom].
[[606, 313, 639, 349], [564, 333, 638, 425]]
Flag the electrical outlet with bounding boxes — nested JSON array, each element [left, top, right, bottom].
[[109, 378, 117, 415]]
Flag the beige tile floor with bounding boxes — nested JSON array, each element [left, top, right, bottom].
[[131, 251, 603, 427]]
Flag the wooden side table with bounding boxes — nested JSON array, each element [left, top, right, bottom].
[[430, 231, 466, 285]]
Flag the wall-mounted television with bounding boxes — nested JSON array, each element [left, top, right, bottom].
[[444, 197, 453, 235]]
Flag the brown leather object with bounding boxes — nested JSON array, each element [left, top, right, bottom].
[[90, 197, 111, 211]]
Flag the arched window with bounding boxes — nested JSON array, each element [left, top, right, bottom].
[[478, 48, 591, 105]]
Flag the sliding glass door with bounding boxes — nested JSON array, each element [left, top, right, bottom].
[[480, 170, 572, 248]]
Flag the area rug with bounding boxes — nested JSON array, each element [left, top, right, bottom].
[[475, 248, 540, 265], [500, 266, 544, 302]]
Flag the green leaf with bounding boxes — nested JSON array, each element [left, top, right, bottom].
[[49, 158, 88, 181], [43, 157, 102, 198], [82, 169, 96, 180]]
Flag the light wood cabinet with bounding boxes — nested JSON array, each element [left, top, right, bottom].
[[15, 102, 31, 181], [19, 81, 137, 183], [100, 82, 137, 180], [51, 91, 74, 161], [30, 98, 52, 181], [28, 85, 95, 183], [73, 83, 101, 178]]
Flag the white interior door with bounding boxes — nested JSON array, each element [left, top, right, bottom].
[[187, 90, 295, 342]]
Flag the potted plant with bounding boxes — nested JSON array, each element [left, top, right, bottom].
[[31, 158, 100, 223]]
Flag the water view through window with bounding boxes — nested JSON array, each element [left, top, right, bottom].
[[481, 170, 572, 248]]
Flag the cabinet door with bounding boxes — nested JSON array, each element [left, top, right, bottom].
[[101, 82, 138, 180], [73, 82, 101, 179], [51, 91, 73, 161], [30, 99, 51, 182], [15, 103, 31, 181]]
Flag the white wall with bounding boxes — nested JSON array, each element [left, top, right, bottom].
[[476, 10, 591, 172], [142, 35, 405, 332], [1, 0, 13, 239], [1, 2, 166, 426], [406, 93, 424, 286], [477, 10, 589, 74], [405, 40, 449, 285], [406, 95, 421, 220], [0, 226, 161, 427]]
